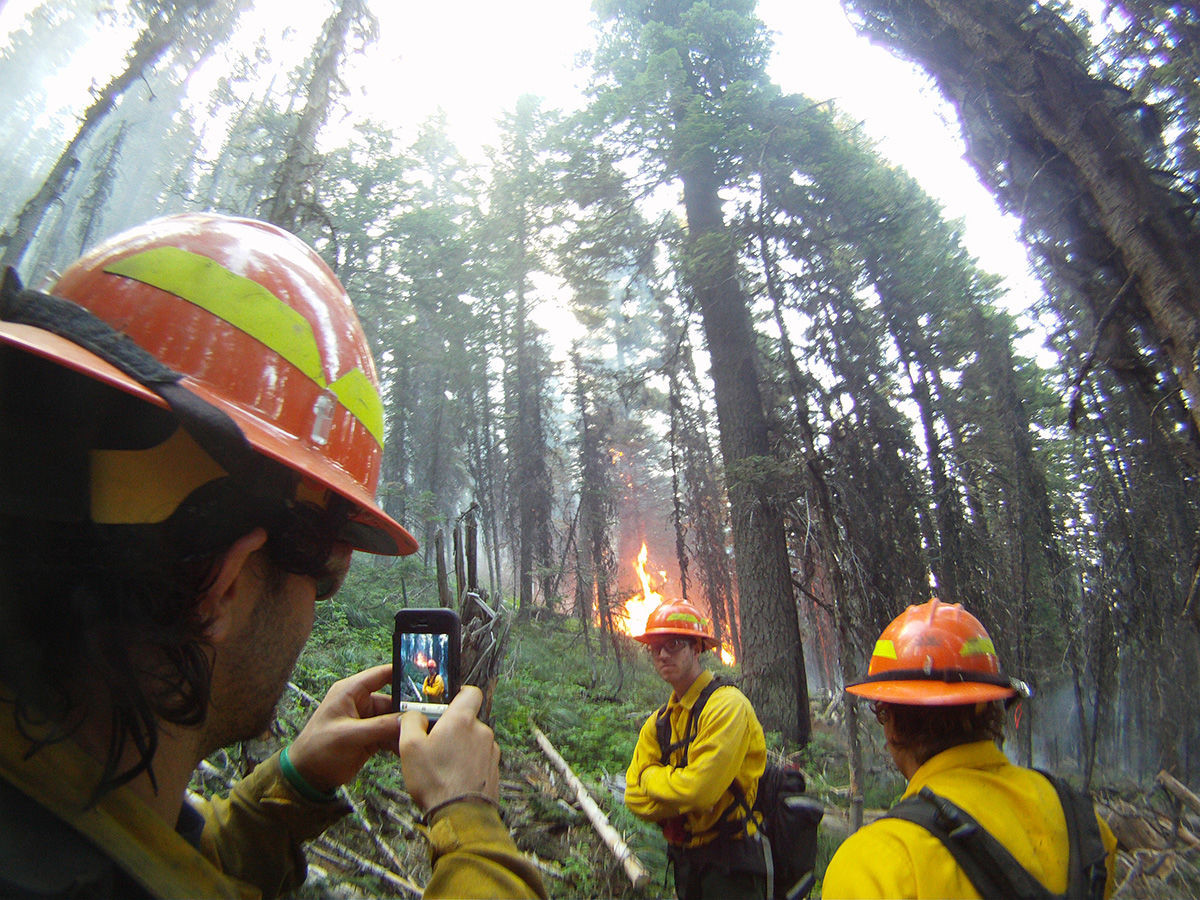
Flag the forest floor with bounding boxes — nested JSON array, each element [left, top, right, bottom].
[[194, 599, 1200, 899]]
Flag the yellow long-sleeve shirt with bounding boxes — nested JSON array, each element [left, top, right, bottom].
[[822, 740, 1117, 899], [624, 670, 766, 848], [0, 706, 545, 899], [423, 673, 446, 702]]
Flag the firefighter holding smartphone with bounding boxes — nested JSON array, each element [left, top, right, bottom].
[[0, 214, 545, 899]]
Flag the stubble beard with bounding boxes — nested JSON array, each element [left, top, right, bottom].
[[204, 572, 312, 751]]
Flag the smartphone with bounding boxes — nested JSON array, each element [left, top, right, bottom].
[[392, 607, 461, 721]]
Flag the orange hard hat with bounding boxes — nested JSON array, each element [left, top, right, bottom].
[[844, 598, 1018, 705], [635, 600, 719, 650], [0, 213, 416, 555]]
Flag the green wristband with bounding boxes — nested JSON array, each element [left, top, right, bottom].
[[279, 745, 339, 803]]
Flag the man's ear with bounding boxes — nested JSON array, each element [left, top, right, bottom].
[[201, 528, 269, 644]]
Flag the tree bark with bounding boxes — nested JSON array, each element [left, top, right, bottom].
[[681, 156, 810, 745], [844, 0, 1200, 474], [263, 0, 371, 232]]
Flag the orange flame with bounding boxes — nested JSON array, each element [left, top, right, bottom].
[[611, 545, 737, 665], [413, 651, 433, 668], [613, 543, 662, 638]]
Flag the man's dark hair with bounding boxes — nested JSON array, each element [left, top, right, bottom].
[[875, 700, 1006, 766], [0, 352, 301, 799], [1, 514, 222, 796]]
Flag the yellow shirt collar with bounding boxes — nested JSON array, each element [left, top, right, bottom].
[[904, 739, 1009, 799], [670, 668, 715, 709], [0, 705, 255, 898]]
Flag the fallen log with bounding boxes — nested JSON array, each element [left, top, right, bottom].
[[532, 724, 649, 889], [309, 839, 422, 897], [524, 851, 569, 879], [1157, 770, 1200, 818], [381, 805, 420, 837], [1106, 798, 1172, 851], [342, 789, 412, 877]]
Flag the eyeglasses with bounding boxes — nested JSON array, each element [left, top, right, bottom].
[[645, 636, 694, 655], [264, 499, 354, 601], [870, 700, 890, 724]]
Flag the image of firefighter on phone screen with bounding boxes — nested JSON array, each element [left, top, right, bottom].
[[398, 633, 449, 703]]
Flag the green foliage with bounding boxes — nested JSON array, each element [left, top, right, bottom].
[[860, 772, 907, 811], [493, 616, 667, 780], [724, 454, 802, 504], [810, 826, 844, 900], [678, 229, 738, 286]]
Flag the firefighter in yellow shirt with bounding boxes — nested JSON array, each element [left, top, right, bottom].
[[822, 599, 1117, 899], [423, 659, 447, 702], [0, 214, 545, 900], [625, 601, 768, 900]]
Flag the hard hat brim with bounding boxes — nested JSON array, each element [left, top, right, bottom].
[[633, 627, 720, 650], [844, 678, 1017, 705], [0, 321, 418, 556]]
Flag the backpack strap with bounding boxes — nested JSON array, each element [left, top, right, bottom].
[[1036, 770, 1109, 900], [886, 788, 1053, 899], [656, 676, 731, 767], [655, 677, 750, 842]]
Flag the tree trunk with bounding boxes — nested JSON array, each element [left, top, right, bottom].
[[465, 511, 478, 593], [903, 356, 966, 604], [264, 0, 371, 232], [435, 532, 452, 608], [844, 0, 1200, 476], [680, 157, 810, 745], [1, 2, 213, 272]]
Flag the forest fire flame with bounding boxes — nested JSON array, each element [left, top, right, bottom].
[[617, 543, 662, 638], [413, 651, 433, 668], [613, 543, 738, 665]]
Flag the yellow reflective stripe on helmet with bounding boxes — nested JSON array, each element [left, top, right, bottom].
[[328, 367, 384, 447], [107, 247, 323, 382], [872, 639, 898, 660], [104, 247, 383, 446], [960, 636, 996, 657]]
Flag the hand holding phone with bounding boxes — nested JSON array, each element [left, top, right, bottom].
[[287, 664, 399, 793], [392, 608, 461, 721], [397, 685, 500, 812]]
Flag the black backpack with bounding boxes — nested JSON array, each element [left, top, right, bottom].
[[655, 677, 824, 900], [884, 771, 1108, 899]]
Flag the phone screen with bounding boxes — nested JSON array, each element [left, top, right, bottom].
[[393, 609, 460, 719]]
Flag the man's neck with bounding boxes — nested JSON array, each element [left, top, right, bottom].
[[75, 716, 201, 826], [669, 666, 705, 700]]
